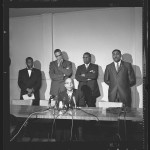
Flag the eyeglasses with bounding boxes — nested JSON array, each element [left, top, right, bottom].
[[83, 57, 90, 58], [55, 54, 62, 57]]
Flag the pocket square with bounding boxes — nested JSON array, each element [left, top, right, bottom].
[[89, 70, 95, 73]]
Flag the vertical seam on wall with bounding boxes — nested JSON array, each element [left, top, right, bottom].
[[52, 13, 54, 61]]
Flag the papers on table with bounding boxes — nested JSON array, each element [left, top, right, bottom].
[[23, 94, 35, 100]]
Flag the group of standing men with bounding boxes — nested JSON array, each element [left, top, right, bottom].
[[18, 48, 136, 108]]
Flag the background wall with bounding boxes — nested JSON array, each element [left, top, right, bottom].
[[9, 7, 143, 108], [9, 14, 53, 101]]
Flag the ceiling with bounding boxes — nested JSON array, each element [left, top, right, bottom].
[[9, 8, 101, 17]]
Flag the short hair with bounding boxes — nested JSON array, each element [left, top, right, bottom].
[[83, 52, 91, 58], [54, 49, 61, 54], [112, 49, 121, 54], [26, 57, 33, 62]]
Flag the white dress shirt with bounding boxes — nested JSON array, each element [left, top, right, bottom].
[[67, 90, 73, 100], [85, 63, 90, 69], [114, 60, 121, 72], [27, 67, 33, 77]]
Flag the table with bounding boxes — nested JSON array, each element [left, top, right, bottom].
[[10, 105, 143, 122], [10, 104, 144, 147]]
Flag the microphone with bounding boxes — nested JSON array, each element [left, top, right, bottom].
[[49, 95, 55, 105], [73, 96, 77, 108]]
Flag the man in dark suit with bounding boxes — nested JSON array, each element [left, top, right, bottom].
[[55, 78, 84, 141], [18, 57, 42, 105], [104, 49, 136, 107], [75, 52, 100, 107], [49, 49, 73, 98]]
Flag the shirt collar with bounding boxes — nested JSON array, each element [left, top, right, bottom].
[[67, 90, 73, 95], [114, 60, 121, 66], [85, 63, 90, 67], [27, 67, 33, 70]]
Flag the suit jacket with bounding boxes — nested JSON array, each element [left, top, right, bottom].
[[104, 60, 136, 106], [18, 68, 42, 100], [49, 60, 73, 96], [56, 89, 85, 108], [75, 63, 100, 98]]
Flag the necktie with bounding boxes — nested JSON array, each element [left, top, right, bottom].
[[85, 64, 88, 69], [116, 62, 119, 72]]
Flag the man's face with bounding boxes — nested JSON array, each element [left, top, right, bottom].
[[83, 54, 91, 64], [112, 51, 121, 62], [64, 78, 74, 91], [26, 59, 33, 69], [55, 51, 63, 61]]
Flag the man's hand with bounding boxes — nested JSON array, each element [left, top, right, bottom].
[[26, 88, 34, 97], [58, 59, 63, 67], [87, 79, 91, 81], [81, 74, 85, 77]]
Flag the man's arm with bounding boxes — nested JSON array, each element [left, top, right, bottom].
[[75, 66, 87, 82], [84, 65, 98, 80], [58, 61, 73, 77], [18, 70, 27, 91], [49, 62, 64, 81], [104, 66, 110, 85], [128, 63, 136, 87], [32, 70, 42, 92]]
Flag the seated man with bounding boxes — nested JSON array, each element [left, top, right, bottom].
[[55, 78, 84, 141], [18, 57, 42, 105]]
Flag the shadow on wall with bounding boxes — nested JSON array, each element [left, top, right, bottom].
[[62, 51, 77, 80], [122, 53, 143, 108], [34, 60, 47, 100], [91, 54, 104, 101]]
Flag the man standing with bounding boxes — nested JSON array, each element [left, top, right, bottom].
[[49, 49, 73, 98], [104, 49, 136, 107], [18, 57, 42, 105], [75, 52, 100, 107]]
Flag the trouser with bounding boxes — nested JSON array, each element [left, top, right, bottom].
[[115, 91, 131, 107]]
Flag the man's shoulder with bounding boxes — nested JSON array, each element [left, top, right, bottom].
[[33, 68, 41, 73], [59, 90, 67, 96], [19, 68, 26, 72], [107, 62, 114, 67], [50, 60, 56, 65], [90, 63, 98, 67], [77, 64, 84, 68]]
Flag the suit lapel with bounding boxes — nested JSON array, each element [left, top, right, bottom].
[[82, 64, 87, 71], [25, 68, 30, 78], [112, 63, 117, 74], [87, 63, 91, 71], [30, 69, 34, 78]]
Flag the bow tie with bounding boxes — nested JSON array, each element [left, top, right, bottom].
[[27, 68, 32, 70]]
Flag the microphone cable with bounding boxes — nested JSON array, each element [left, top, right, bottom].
[[66, 109, 74, 142], [117, 106, 127, 148], [10, 107, 51, 142], [75, 107, 100, 121], [117, 107, 126, 140], [123, 107, 127, 144], [50, 108, 69, 141], [48, 107, 56, 141]]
